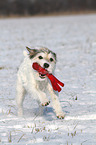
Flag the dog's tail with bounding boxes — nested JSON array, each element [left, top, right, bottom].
[[23, 50, 28, 57]]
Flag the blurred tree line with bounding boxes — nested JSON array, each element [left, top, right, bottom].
[[0, 0, 96, 16]]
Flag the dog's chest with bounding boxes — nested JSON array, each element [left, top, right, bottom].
[[36, 80, 48, 91]]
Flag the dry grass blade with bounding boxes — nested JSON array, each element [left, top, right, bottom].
[[17, 134, 25, 143], [8, 132, 12, 143]]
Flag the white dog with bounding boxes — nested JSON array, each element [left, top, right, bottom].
[[16, 47, 65, 119]]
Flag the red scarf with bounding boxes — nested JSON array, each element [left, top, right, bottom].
[[32, 62, 64, 92]]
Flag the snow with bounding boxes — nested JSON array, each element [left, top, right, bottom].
[[0, 14, 96, 144]]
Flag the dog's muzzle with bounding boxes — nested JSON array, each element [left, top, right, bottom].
[[44, 63, 49, 68], [39, 63, 49, 79], [39, 73, 46, 79]]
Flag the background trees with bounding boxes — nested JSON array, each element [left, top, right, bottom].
[[0, 0, 96, 16]]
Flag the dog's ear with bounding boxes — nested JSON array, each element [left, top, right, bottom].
[[26, 47, 37, 54], [26, 47, 38, 59], [53, 52, 57, 61]]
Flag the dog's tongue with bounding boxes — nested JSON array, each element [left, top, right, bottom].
[[32, 62, 64, 92]]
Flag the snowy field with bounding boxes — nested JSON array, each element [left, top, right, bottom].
[[0, 14, 96, 144]]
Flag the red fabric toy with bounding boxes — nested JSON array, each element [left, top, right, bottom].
[[32, 62, 64, 92]]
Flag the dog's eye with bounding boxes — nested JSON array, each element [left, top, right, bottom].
[[38, 56, 43, 59], [50, 58, 54, 62]]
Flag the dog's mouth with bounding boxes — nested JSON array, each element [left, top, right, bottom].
[[39, 73, 46, 79]]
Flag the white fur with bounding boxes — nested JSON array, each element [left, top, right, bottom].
[[23, 50, 28, 56], [16, 47, 65, 119]]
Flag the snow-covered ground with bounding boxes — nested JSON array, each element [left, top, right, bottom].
[[0, 14, 96, 144]]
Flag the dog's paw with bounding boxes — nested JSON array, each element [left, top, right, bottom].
[[42, 101, 50, 106], [56, 112, 65, 119], [18, 108, 23, 117]]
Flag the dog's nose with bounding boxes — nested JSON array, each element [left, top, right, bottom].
[[44, 63, 49, 68]]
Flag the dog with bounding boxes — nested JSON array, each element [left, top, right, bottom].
[[16, 47, 65, 119]]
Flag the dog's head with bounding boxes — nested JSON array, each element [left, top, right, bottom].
[[26, 46, 57, 81]]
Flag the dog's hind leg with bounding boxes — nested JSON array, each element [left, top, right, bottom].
[[16, 77, 26, 116], [37, 100, 44, 116]]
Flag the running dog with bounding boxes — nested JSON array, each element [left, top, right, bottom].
[[16, 47, 65, 119]]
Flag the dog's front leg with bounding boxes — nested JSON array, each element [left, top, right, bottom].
[[48, 83, 65, 119], [38, 91, 50, 106], [34, 88, 50, 106]]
